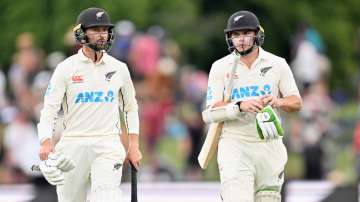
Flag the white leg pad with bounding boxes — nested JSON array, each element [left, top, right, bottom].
[[90, 184, 122, 202], [219, 170, 254, 202], [255, 191, 281, 202]]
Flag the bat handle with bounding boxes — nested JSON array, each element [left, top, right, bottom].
[[130, 163, 138, 202]]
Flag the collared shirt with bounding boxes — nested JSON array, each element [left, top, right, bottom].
[[206, 48, 300, 142], [37, 49, 139, 143]]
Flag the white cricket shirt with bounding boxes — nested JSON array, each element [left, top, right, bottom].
[[206, 48, 300, 142], [37, 49, 139, 143]]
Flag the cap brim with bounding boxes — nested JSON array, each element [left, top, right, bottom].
[[224, 26, 258, 33], [84, 23, 114, 28]]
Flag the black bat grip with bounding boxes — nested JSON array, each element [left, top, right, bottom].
[[130, 163, 138, 202]]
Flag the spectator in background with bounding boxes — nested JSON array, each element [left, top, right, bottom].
[[63, 26, 81, 56], [353, 119, 360, 182], [178, 67, 208, 180], [32, 51, 65, 121], [0, 68, 7, 168], [0, 69, 8, 120], [293, 80, 333, 179], [16, 32, 35, 50], [162, 39, 182, 64], [3, 110, 58, 201], [8, 45, 44, 120], [110, 20, 136, 63], [353, 81, 360, 182], [128, 30, 161, 79], [2, 110, 41, 183], [137, 57, 176, 179], [291, 24, 330, 92]]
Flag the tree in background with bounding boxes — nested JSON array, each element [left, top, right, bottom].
[[0, 0, 360, 95]]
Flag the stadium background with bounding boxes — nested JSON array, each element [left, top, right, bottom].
[[0, 0, 359, 201]]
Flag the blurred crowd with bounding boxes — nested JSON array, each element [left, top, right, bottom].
[[288, 23, 334, 180], [0, 20, 208, 186], [0, 20, 360, 191]]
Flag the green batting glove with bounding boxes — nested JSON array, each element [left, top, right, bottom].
[[256, 105, 284, 140]]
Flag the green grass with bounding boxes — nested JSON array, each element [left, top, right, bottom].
[[157, 136, 220, 180], [333, 144, 356, 184], [285, 152, 304, 179], [157, 136, 185, 170]]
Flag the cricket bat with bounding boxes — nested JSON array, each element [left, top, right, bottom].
[[198, 53, 239, 169], [119, 111, 138, 202], [130, 163, 138, 202]]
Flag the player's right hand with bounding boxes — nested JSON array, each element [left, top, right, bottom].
[[238, 98, 264, 113], [127, 146, 142, 171], [39, 138, 54, 160], [48, 152, 75, 172]]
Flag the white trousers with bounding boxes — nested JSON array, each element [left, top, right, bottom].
[[55, 135, 126, 202], [217, 136, 287, 202]]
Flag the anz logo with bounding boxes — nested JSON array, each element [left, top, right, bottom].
[[231, 84, 271, 100], [206, 86, 214, 100], [75, 90, 114, 103]]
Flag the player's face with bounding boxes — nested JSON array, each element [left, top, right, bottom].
[[230, 30, 256, 52], [85, 26, 109, 48]]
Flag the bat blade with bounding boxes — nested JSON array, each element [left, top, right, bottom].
[[197, 122, 224, 169], [197, 54, 240, 170]]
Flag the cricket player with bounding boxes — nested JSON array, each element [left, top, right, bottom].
[[37, 7, 142, 202], [203, 11, 302, 202]]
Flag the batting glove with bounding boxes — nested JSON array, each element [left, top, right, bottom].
[[39, 160, 65, 186], [48, 152, 75, 172], [256, 106, 284, 140]]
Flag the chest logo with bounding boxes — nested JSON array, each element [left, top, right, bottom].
[[231, 84, 272, 100], [75, 90, 114, 103], [226, 72, 239, 79], [260, 66, 272, 77], [105, 71, 116, 82]]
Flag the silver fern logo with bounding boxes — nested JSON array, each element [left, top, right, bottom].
[[105, 71, 116, 82], [234, 15, 244, 22], [96, 12, 104, 20], [260, 66, 272, 77]]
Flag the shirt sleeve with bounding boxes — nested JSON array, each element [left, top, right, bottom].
[[119, 65, 139, 135], [37, 65, 66, 143], [279, 59, 300, 97], [206, 63, 225, 108]]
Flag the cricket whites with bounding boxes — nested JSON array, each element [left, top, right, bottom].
[[198, 54, 239, 169]]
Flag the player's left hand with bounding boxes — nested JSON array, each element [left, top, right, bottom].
[[127, 146, 142, 171], [261, 95, 279, 108]]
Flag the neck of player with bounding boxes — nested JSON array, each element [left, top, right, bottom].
[[240, 48, 259, 69], [82, 46, 103, 63]]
